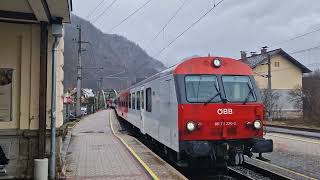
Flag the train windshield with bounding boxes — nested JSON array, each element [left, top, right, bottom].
[[185, 75, 221, 103], [222, 76, 256, 103]]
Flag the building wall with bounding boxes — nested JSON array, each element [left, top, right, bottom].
[[253, 55, 302, 89], [0, 22, 40, 130], [253, 55, 303, 118], [0, 22, 65, 178], [0, 22, 65, 130]]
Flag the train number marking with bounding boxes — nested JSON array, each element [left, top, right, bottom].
[[214, 122, 237, 126], [217, 108, 233, 115]]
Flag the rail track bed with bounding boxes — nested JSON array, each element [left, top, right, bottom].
[[227, 161, 291, 180]]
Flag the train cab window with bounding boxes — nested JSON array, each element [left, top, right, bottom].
[[141, 90, 144, 109], [136, 91, 141, 110], [132, 93, 136, 109], [146, 88, 152, 112], [222, 76, 256, 103], [129, 94, 131, 108], [185, 75, 221, 103]]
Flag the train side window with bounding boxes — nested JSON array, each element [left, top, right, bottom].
[[141, 90, 144, 109], [137, 91, 141, 110], [132, 93, 136, 109], [146, 88, 152, 112], [129, 94, 131, 108]]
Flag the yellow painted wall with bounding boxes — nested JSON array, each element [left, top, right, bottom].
[[0, 22, 23, 129], [0, 22, 65, 130], [253, 55, 302, 89], [0, 22, 41, 129]]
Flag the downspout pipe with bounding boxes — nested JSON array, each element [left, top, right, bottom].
[[49, 35, 59, 180]]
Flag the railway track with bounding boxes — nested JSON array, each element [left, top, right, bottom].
[[227, 161, 292, 180], [117, 115, 292, 180]]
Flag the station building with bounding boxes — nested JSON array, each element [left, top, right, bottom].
[[0, 0, 72, 178], [240, 48, 312, 119]]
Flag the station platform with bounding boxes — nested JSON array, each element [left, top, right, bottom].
[[62, 110, 186, 180]]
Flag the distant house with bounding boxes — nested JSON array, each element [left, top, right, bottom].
[[240, 48, 312, 118]]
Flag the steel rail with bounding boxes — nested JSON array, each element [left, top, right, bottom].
[[227, 161, 292, 180]]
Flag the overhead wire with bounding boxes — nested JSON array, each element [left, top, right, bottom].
[[289, 44, 320, 55], [268, 26, 320, 48], [91, 0, 119, 23], [133, 0, 224, 69], [154, 0, 225, 58], [108, 0, 153, 32], [254, 62, 319, 74], [86, 0, 106, 19], [149, 0, 189, 43]]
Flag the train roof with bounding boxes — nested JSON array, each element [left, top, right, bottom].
[[125, 56, 253, 91]]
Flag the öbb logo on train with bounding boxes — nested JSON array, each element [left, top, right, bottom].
[[217, 108, 233, 115]]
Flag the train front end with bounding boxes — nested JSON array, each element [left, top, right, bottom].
[[174, 57, 273, 167]]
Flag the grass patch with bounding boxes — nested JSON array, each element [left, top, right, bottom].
[[267, 118, 320, 130]]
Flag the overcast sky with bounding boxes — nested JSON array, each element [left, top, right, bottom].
[[72, 0, 320, 69]]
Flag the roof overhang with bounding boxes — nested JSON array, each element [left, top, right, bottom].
[[0, 0, 72, 24], [242, 48, 312, 74], [277, 49, 312, 73]]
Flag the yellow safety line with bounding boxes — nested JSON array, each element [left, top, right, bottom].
[[109, 111, 160, 180], [251, 158, 317, 180], [267, 133, 320, 145]]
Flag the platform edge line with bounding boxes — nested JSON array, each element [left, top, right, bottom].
[[109, 111, 160, 180]]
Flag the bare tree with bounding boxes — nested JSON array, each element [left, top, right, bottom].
[[288, 85, 303, 110], [261, 89, 282, 120], [302, 70, 320, 121]]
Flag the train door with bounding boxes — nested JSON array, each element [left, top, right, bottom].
[[140, 86, 146, 134]]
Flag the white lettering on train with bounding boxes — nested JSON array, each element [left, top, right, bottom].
[[217, 108, 233, 115]]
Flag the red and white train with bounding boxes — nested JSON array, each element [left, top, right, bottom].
[[115, 56, 273, 168]]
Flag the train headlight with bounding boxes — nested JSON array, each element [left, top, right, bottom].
[[253, 120, 262, 129], [186, 121, 197, 132], [213, 58, 221, 68]]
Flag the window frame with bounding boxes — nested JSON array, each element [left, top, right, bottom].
[[184, 74, 221, 103], [132, 92, 136, 109], [141, 90, 144, 109], [146, 88, 152, 112], [136, 91, 141, 110], [221, 75, 257, 103], [129, 94, 131, 108]]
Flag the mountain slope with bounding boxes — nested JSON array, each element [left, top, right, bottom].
[[63, 15, 165, 90]]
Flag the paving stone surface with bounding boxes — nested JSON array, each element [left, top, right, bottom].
[[64, 110, 149, 180], [109, 111, 187, 180]]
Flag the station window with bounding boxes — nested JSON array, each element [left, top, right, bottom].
[[136, 91, 141, 110], [274, 61, 280, 67], [132, 93, 136, 109], [146, 88, 152, 112], [129, 94, 131, 108], [141, 90, 144, 109]]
